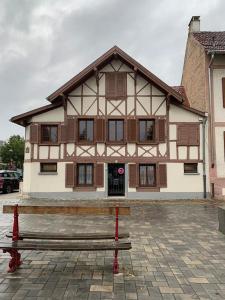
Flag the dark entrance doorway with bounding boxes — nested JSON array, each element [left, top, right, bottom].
[[108, 164, 125, 196]]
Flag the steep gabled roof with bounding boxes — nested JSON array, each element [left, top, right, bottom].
[[193, 32, 225, 52], [47, 45, 183, 103], [11, 46, 206, 126]]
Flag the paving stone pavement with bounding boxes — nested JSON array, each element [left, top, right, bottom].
[[0, 198, 225, 299]]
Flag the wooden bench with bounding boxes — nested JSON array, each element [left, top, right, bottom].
[[1, 205, 131, 273]]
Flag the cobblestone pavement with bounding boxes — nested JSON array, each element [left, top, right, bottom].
[[1, 199, 225, 299]]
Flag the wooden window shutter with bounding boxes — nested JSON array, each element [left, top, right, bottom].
[[129, 164, 137, 188], [158, 119, 166, 143], [65, 163, 75, 188], [177, 125, 189, 145], [95, 163, 104, 187], [60, 124, 67, 143], [224, 132, 225, 153], [30, 124, 39, 143], [96, 118, 105, 142], [105, 73, 116, 99], [127, 119, 137, 142], [222, 78, 225, 108], [117, 73, 127, 98], [67, 119, 76, 142], [73, 163, 77, 187], [158, 164, 167, 188], [188, 125, 199, 146]]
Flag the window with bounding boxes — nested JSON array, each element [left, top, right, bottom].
[[40, 163, 57, 173], [139, 164, 156, 187], [77, 164, 93, 186], [78, 119, 94, 142], [108, 120, 124, 142], [41, 125, 58, 143], [184, 163, 198, 174], [139, 120, 155, 142], [105, 72, 127, 99]]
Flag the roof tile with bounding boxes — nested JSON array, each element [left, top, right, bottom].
[[193, 31, 225, 51]]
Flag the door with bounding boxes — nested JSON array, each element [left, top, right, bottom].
[[108, 163, 125, 196]]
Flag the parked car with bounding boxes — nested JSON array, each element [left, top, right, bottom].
[[0, 170, 20, 194]]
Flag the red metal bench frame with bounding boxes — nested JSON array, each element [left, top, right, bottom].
[[3, 204, 121, 274]]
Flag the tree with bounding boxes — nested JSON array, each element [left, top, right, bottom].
[[0, 135, 25, 169]]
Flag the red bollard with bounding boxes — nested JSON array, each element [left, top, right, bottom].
[[12, 204, 19, 241], [113, 206, 119, 274], [6, 204, 22, 272]]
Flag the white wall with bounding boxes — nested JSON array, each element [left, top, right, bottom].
[[161, 163, 203, 193], [32, 107, 64, 122], [213, 68, 225, 122]]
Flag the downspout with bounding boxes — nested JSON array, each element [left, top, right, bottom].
[[208, 52, 215, 166], [208, 52, 215, 198], [202, 116, 207, 198]]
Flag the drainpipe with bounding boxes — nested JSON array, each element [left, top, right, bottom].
[[207, 52, 215, 198], [202, 116, 207, 198], [208, 52, 215, 166]]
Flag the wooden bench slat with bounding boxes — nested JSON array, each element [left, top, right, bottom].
[[3, 205, 130, 215], [6, 231, 130, 240], [0, 240, 132, 251]]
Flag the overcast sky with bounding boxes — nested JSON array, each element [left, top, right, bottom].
[[0, 0, 225, 140]]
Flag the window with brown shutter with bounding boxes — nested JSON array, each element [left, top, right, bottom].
[[41, 125, 58, 144], [105, 72, 127, 99], [222, 78, 225, 108], [95, 163, 104, 187], [77, 164, 93, 186], [65, 163, 75, 188], [78, 119, 94, 142], [158, 119, 166, 143], [139, 119, 155, 143], [158, 164, 167, 187], [30, 124, 39, 143], [108, 120, 124, 142], [177, 124, 199, 146], [139, 164, 156, 187], [129, 164, 137, 188], [96, 118, 105, 142], [127, 119, 137, 142]]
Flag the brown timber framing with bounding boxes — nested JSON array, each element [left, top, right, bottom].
[[13, 47, 206, 175], [28, 118, 202, 162], [26, 157, 203, 163], [166, 95, 170, 159], [46, 46, 184, 103]]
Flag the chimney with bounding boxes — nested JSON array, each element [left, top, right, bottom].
[[188, 16, 200, 33]]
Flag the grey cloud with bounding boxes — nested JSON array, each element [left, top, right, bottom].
[[0, 0, 225, 140]]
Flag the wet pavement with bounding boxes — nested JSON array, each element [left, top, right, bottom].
[[0, 198, 225, 299]]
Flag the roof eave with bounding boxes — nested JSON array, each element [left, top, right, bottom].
[[207, 50, 225, 54]]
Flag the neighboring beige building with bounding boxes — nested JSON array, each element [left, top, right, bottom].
[[11, 46, 208, 200], [182, 16, 225, 198]]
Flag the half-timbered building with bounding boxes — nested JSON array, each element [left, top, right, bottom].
[[11, 46, 208, 199]]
